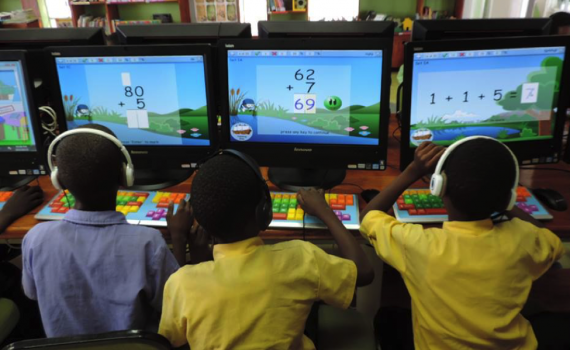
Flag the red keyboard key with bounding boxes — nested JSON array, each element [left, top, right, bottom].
[[417, 209, 426, 215], [426, 208, 447, 215], [331, 204, 346, 210], [57, 207, 68, 214], [402, 204, 415, 210], [409, 209, 418, 215], [49, 201, 62, 208], [516, 196, 526, 202], [273, 213, 287, 220], [398, 204, 405, 210], [127, 201, 140, 206]]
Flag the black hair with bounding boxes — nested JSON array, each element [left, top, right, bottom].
[[444, 139, 516, 220], [191, 154, 261, 241], [56, 124, 123, 204], [550, 12, 570, 34]]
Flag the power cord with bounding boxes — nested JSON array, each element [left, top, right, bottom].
[[38, 106, 58, 137]]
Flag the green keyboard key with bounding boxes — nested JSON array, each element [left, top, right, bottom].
[[404, 199, 414, 205], [280, 207, 288, 213]]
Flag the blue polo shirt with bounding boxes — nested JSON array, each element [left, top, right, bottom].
[[22, 210, 179, 337]]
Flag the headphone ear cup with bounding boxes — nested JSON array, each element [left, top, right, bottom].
[[51, 168, 62, 190], [123, 163, 135, 188], [430, 172, 447, 198], [256, 185, 273, 231]]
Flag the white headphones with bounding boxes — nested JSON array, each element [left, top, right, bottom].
[[47, 128, 135, 190], [430, 136, 520, 211]]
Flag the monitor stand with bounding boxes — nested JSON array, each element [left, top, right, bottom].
[[129, 169, 194, 191], [0, 176, 37, 191], [268, 168, 346, 192]]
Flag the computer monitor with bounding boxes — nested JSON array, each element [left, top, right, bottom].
[[48, 45, 218, 190], [400, 36, 570, 170], [219, 38, 392, 190], [258, 21, 395, 39], [0, 28, 105, 48], [116, 23, 252, 45], [412, 19, 552, 41], [0, 51, 46, 190]]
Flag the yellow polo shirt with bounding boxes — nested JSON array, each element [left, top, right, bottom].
[[361, 211, 565, 350], [159, 237, 356, 349]]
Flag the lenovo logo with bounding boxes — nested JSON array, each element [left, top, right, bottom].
[[294, 148, 312, 152]]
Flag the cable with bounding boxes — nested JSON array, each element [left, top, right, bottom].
[[392, 125, 401, 143], [340, 183, 364, 192], [520, 167, 570, 175], [38, 106, 58, 137]]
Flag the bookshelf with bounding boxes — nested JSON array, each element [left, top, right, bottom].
[[267, 0, 308, 20], [69, 0, 190, 33]]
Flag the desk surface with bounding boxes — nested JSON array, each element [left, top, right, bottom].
[[2, 120, 570, 243]]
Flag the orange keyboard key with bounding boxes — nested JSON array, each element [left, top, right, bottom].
[[329, 198, 338, 205], [157, 203, 169, 208], [273, 213, 287, 220], [346, 196, 354, 206]]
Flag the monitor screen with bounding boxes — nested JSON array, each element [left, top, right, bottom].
[[409, 46, 565, 148], [54, 55, 211, 147], [0, 60, 37, 153], [226, 49, 383, 146]]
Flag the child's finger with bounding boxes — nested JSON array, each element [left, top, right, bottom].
[[177, 199, 186, 214], [297, 193, 305, 206], [167, 201, 174, 218], [427, 149, 446, 168]]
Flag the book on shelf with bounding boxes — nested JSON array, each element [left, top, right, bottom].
[[78, 15, 106, 28], [111, 19, 160, 32]]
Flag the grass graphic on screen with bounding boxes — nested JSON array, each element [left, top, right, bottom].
[[410, 57, 561, 146], [63, 93, 209, 140], [233, 90, 381, 139]]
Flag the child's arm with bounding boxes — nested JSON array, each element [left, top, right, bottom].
[[0, 186, 44, 233], [298, 188, 374, 286], [505, 205, 545, 228], [361, 142, 445, 221], [167, 200, 194, 266]]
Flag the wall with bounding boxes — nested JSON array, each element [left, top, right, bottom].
[[359, 0, 456, 18], [0, 0, 23, 12], [118, 3, 181, 22], [485, 0, 524, 18], [462, 0, 486, 18]]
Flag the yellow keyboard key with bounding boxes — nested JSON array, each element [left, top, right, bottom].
[[129, 206, 139, 213], [116, 205, 124, 211], [287, 208, 296, 220], [330, 194, 337, 200], [137, 197, 145, 203], [295, 209, 304, 220]]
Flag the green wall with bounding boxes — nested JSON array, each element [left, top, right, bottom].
[[359, 0, 455, 18], [0, 0, 23, 12], [118, 3, 181, 22]]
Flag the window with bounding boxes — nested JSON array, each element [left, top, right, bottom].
[[45, 0, 71, 27], [308, 0, 359, 21], [239, 0, 267, 36]]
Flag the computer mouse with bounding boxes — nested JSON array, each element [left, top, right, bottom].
[[361, 189, 380, 203], [532, 188, 568, 212]]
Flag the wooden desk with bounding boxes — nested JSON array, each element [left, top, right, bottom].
[[2, 119, 570, 244]]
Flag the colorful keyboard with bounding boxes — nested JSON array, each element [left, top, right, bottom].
[[0, 191, 13, 210], [269, 192, 360, 230], [35, 190, 189, 227], [393, 187, 553, 223]]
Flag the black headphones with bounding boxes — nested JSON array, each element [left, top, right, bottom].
[[199, 149, 273, 231]]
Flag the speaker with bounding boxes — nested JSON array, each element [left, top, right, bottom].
[[293, 0, 307, 11]]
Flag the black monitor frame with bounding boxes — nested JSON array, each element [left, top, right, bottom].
[[47, 45, 219, 189], [0, 28, 105, 48], [218, 38, 392, 174], [412, 19, 552, 41], [116, 23, 252, 45], [258, 21, 395, 39], [0, 50, 46, 189], [400, 36, 570, 170]]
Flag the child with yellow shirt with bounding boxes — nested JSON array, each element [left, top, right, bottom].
[[159, 149, 374, 350], [360, 137, 565, 350]]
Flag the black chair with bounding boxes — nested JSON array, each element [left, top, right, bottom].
[[2, 330, 172, 350]]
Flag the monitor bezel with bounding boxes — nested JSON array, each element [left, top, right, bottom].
[[0, 50, 45, 176], [218, 38, 392, 170], [0, 28, 105, 48], [411, 19, 552, 42], [400, 36, 570, 170], [258, 21, 395, 39], [117, 23, 252, 45], [47, 44, 219, 168]]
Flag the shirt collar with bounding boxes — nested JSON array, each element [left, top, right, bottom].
[[442, 219, 494, 235], [63, 209, 127, 226], [213, 236, 264, 260]]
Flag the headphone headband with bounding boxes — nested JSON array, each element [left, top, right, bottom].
[[47, 128, 135, 188], [430, 136, 520, 211]]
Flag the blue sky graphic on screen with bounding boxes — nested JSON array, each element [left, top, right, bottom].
[[55, 56, 210, 146], [0, 61, 36, 152], [410, 47, 565, 147], [227, 50, 383, 145]]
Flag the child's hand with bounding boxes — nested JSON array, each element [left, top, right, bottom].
[[297, 188, 330, 218], [408, 142, 445, 178], [1, 186, 44, 222], [167, 199, 194, 245], [189, 225, 213, 264]]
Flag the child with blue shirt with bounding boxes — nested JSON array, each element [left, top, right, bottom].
[[360, 138, 565, 350], [22, 125, 184, 337]]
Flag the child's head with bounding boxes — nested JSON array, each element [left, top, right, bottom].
[[442, 138, 517, 220], [55, 124, 124, 207], [191, 153, 264, 243]]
